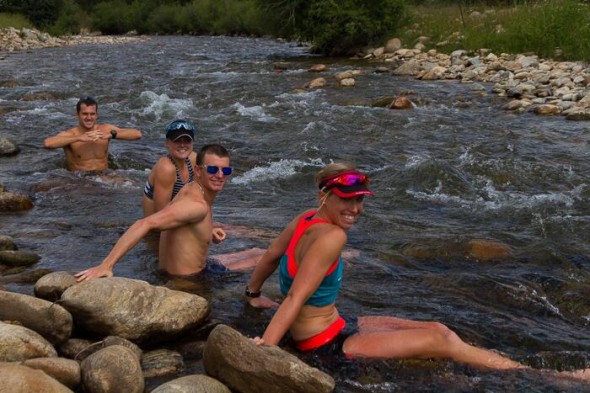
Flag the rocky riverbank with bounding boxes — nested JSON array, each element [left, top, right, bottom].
[[359, 38, 590, 120], [0, 27, 148, 52]]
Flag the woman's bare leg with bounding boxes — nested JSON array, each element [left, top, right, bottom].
[[346, 317, 522, 369], [344, 316, 590, 381], [214, 247, 266, 270]]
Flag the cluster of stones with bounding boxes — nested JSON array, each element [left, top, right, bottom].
[[0, 275, 335, 393], [365, 38, 590, 120], [0, 27, 147, 52], [289, 37, 590, 120]]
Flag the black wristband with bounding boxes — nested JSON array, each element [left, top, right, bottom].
[[245, 286, 261, 298], [110, 129, 117, 139]]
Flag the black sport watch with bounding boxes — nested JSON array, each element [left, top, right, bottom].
[[245, 286, 261, 298], [110, 129, 117, 139]]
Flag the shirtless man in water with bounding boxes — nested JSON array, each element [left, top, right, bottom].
[[75, 144, 263, 281], [43, 96, 142, 171]]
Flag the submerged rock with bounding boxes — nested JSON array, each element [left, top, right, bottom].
[[0, 192, 33, 211], [0, 137, 19, 156], [0, 250, 40, 267], [0, 235, 16, 251]]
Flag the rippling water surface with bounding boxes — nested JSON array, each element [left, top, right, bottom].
[[1, 36, 589, 392]]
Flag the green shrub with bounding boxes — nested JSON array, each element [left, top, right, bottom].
[[8, 0, 64, 28], [307, 0, 408, 55], [146, 4, 183, 34], [47, 0, 87, 35], [91, 0, 134, 34], [256, 0, 409, 56], [176, 0, 261, 36], [0, 12, 34, 29]]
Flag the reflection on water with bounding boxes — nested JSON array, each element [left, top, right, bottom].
[[0, 36, 589, 391]]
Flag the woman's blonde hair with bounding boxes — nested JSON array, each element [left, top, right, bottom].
[[315, 162, 355, 189]]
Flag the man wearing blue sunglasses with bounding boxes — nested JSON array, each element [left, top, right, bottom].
[[43, 96, 142, 171], [76, 144, 240, 280]]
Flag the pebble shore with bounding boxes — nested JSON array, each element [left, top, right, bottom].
[[0, 27, 148, 52]]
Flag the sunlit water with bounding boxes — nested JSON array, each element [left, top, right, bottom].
[[1, 36, 589, 392]]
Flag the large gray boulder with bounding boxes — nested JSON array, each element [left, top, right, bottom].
[[203, 324, 335, 393], [0, 322, 57, 361], [0, 291, 72, 345], [59, 277, 209, 344]]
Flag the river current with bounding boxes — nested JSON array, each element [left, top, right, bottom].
[[1, 36, 589, 392]]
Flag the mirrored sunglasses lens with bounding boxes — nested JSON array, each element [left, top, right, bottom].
[[206, 165, 218, 174], [340, 174, 365, 186], [221, 167, 232, 176], [167, 121, 193, 133]]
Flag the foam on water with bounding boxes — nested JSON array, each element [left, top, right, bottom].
[[231, 102, 278, 122], [231, 158, 323, 185], [137, 91, 193, 122]]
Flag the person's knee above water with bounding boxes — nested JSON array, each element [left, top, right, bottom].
[[142, 119, 198, 217], [43, 96, 142, 172], [75, 144, 234, 281], [244, 163, 590, 381]]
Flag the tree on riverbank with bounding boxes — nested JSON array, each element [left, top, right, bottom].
[[255, 0, 408, 55], [0, 0, 408, 55]]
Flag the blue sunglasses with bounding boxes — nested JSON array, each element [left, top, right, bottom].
[[202, 165, 232, 176]]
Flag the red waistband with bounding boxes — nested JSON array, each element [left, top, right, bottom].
[[296, 316, 346, 351]]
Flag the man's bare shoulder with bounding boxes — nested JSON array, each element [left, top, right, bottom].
[[171, 182, 206, 206], [181, 182, 205, 196]]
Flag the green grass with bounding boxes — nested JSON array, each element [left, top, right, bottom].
[[0, 13, 34, 30], [398, 1, 590, 62]]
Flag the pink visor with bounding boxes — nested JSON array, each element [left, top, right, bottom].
[[319, 170, 374, 198]]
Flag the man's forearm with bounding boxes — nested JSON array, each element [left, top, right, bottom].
[[101, 219, 151, 269], [43, 135, 79, 149]]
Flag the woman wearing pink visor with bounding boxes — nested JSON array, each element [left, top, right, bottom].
[[244, 163, 590, 380]]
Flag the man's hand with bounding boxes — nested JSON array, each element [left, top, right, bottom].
[[212, 227, 226, 244], [74, 265, 114, 282], [84, 129, 110, 142], [248, 295, 279, 309]]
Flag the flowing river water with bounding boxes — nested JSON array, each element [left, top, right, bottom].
[[1, 35, 589, 392]]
